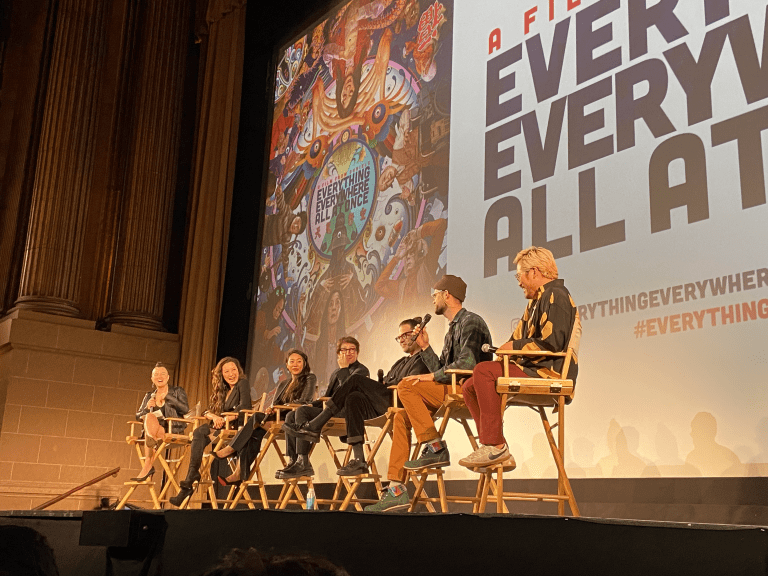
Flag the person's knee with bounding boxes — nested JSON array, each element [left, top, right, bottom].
[[475, 360, 500, 380], [192, 426, 207, 440], [346, 391, 365, 407], [396, 378, 414, 397]]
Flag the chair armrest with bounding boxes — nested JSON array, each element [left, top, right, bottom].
[[388, 385, 399, 407], [495, 348, 574, 380], [220, 412, 240, 429], [495, 349, 567, 358], [126, 420, 144, 440], [164, 417, 194, 434], [270, 404, 301, 423], [445, 369, 473, 394]]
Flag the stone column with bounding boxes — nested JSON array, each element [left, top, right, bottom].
[[105, 0, 191, 330], [14, 0, 109, 317]]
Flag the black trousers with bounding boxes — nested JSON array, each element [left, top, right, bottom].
[[227, 412, 269, 481], [289, 374, 389, 455], [284, 409, 315, 459], [184, 424, 213, 485]]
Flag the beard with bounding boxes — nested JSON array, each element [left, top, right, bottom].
[[434, 300, 447, 316]]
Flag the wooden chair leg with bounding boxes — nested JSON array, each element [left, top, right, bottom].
[[436, 470, 448, 513], [495, 466, 504, 514], [278, 481, 295, 509], [539, 406, 579, 517], [472, 474, 484, 513], [479, 472, 491, 513], [116, 485, 137, 509], [408, 471, 429, 512]]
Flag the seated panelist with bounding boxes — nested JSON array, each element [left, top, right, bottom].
[[132, 362, 189, 481], [366, 274, 493, 511], [457, 246, 579, 468], [284, 319, 432, 477], [278, 336, 369, 479], [169, 357, 250, 507], [214, 349, 316, 485]]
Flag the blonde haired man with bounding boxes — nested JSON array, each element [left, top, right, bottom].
[[457, 246, 580, 467]]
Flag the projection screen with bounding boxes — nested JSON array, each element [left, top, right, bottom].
[[248, 0, 768, 481]]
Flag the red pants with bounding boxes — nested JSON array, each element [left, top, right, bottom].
[[462, 360, 527, 445]]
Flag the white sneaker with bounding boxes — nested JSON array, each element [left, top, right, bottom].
[[458, 444, 511, 467]]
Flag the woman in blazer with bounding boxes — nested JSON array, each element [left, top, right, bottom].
[[132, 362, 189, 481], [169, 357, 250, 506], [215, 349, 315, 485]]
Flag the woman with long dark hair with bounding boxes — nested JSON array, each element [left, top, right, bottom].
[[169, 357, 250, 506], [214, 349, 316, 485], [132, 362, 189, 481]]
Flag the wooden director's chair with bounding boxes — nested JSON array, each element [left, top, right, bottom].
[[229, 402, 299, 509], [274, 414, 343, 510], [323, 384, 401, 511], [473, 342, 580, 516], [274, 395, 395, 511], [407, 369, 507, 513], [117, 415, 196, 509], [169, 412, 241, 510]]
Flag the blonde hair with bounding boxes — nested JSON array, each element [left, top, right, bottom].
[[514, 246, 558, 279]]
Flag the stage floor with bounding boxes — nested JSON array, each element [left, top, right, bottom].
[[2, 508, 767, 576]]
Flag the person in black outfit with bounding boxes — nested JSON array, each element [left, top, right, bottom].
[[169, 357, 250, 507], [132, 362, 189, 481], [277, 336, 369, 478], [214, 349, 316, 485], [284, 319, 431, 477]]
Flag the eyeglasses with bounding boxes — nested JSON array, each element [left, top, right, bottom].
[[515, 268, 533, 281], [339, 347, 357, 354], [431, 289, 446, 298], [395, 331, 414, 343]]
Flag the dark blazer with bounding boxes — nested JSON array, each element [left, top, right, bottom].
[[316, 360, 370, 406], [272, 373, 316, 406], [214, 377, 252, 427], [137, 385, 189, 434]]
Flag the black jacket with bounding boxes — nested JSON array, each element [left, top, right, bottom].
[[314, 360, 370, 407], [137, 385, 190, 434], [272, 373, 316, 406], [212, 377, 252, 427]]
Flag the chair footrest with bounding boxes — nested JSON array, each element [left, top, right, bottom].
[[338, 473, 381, 480]]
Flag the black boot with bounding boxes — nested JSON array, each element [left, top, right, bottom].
[[281, 455, 314, 479], [275, 458, 295, 479], [169, 469, 200, 507]]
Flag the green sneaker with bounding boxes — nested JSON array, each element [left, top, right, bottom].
[[403, 439, 450, 470], [364, 484, 410, 512]]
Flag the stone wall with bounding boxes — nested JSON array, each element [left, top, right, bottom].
[[0, 309, 179, 510]]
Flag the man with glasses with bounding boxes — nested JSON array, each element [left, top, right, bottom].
[[365, 275, 493, 509], [280, 336, 369, 478], [457, 246, 579, 468], [284, 325, 430, 478]]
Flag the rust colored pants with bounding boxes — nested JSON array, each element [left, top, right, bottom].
[[462, 360, 527, 445], [387, 378, 452, 483]]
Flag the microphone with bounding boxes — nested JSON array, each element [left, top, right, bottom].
[[481, 343, 497, 353], [410, 314, 432, 343], [377, 369, 384, 385]]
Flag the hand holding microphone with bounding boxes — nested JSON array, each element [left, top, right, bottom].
[[410, 313, 432, 344], [481, 343, 498, 353]]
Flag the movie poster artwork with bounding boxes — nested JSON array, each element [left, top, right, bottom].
[[252, 0, 454, 393]]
